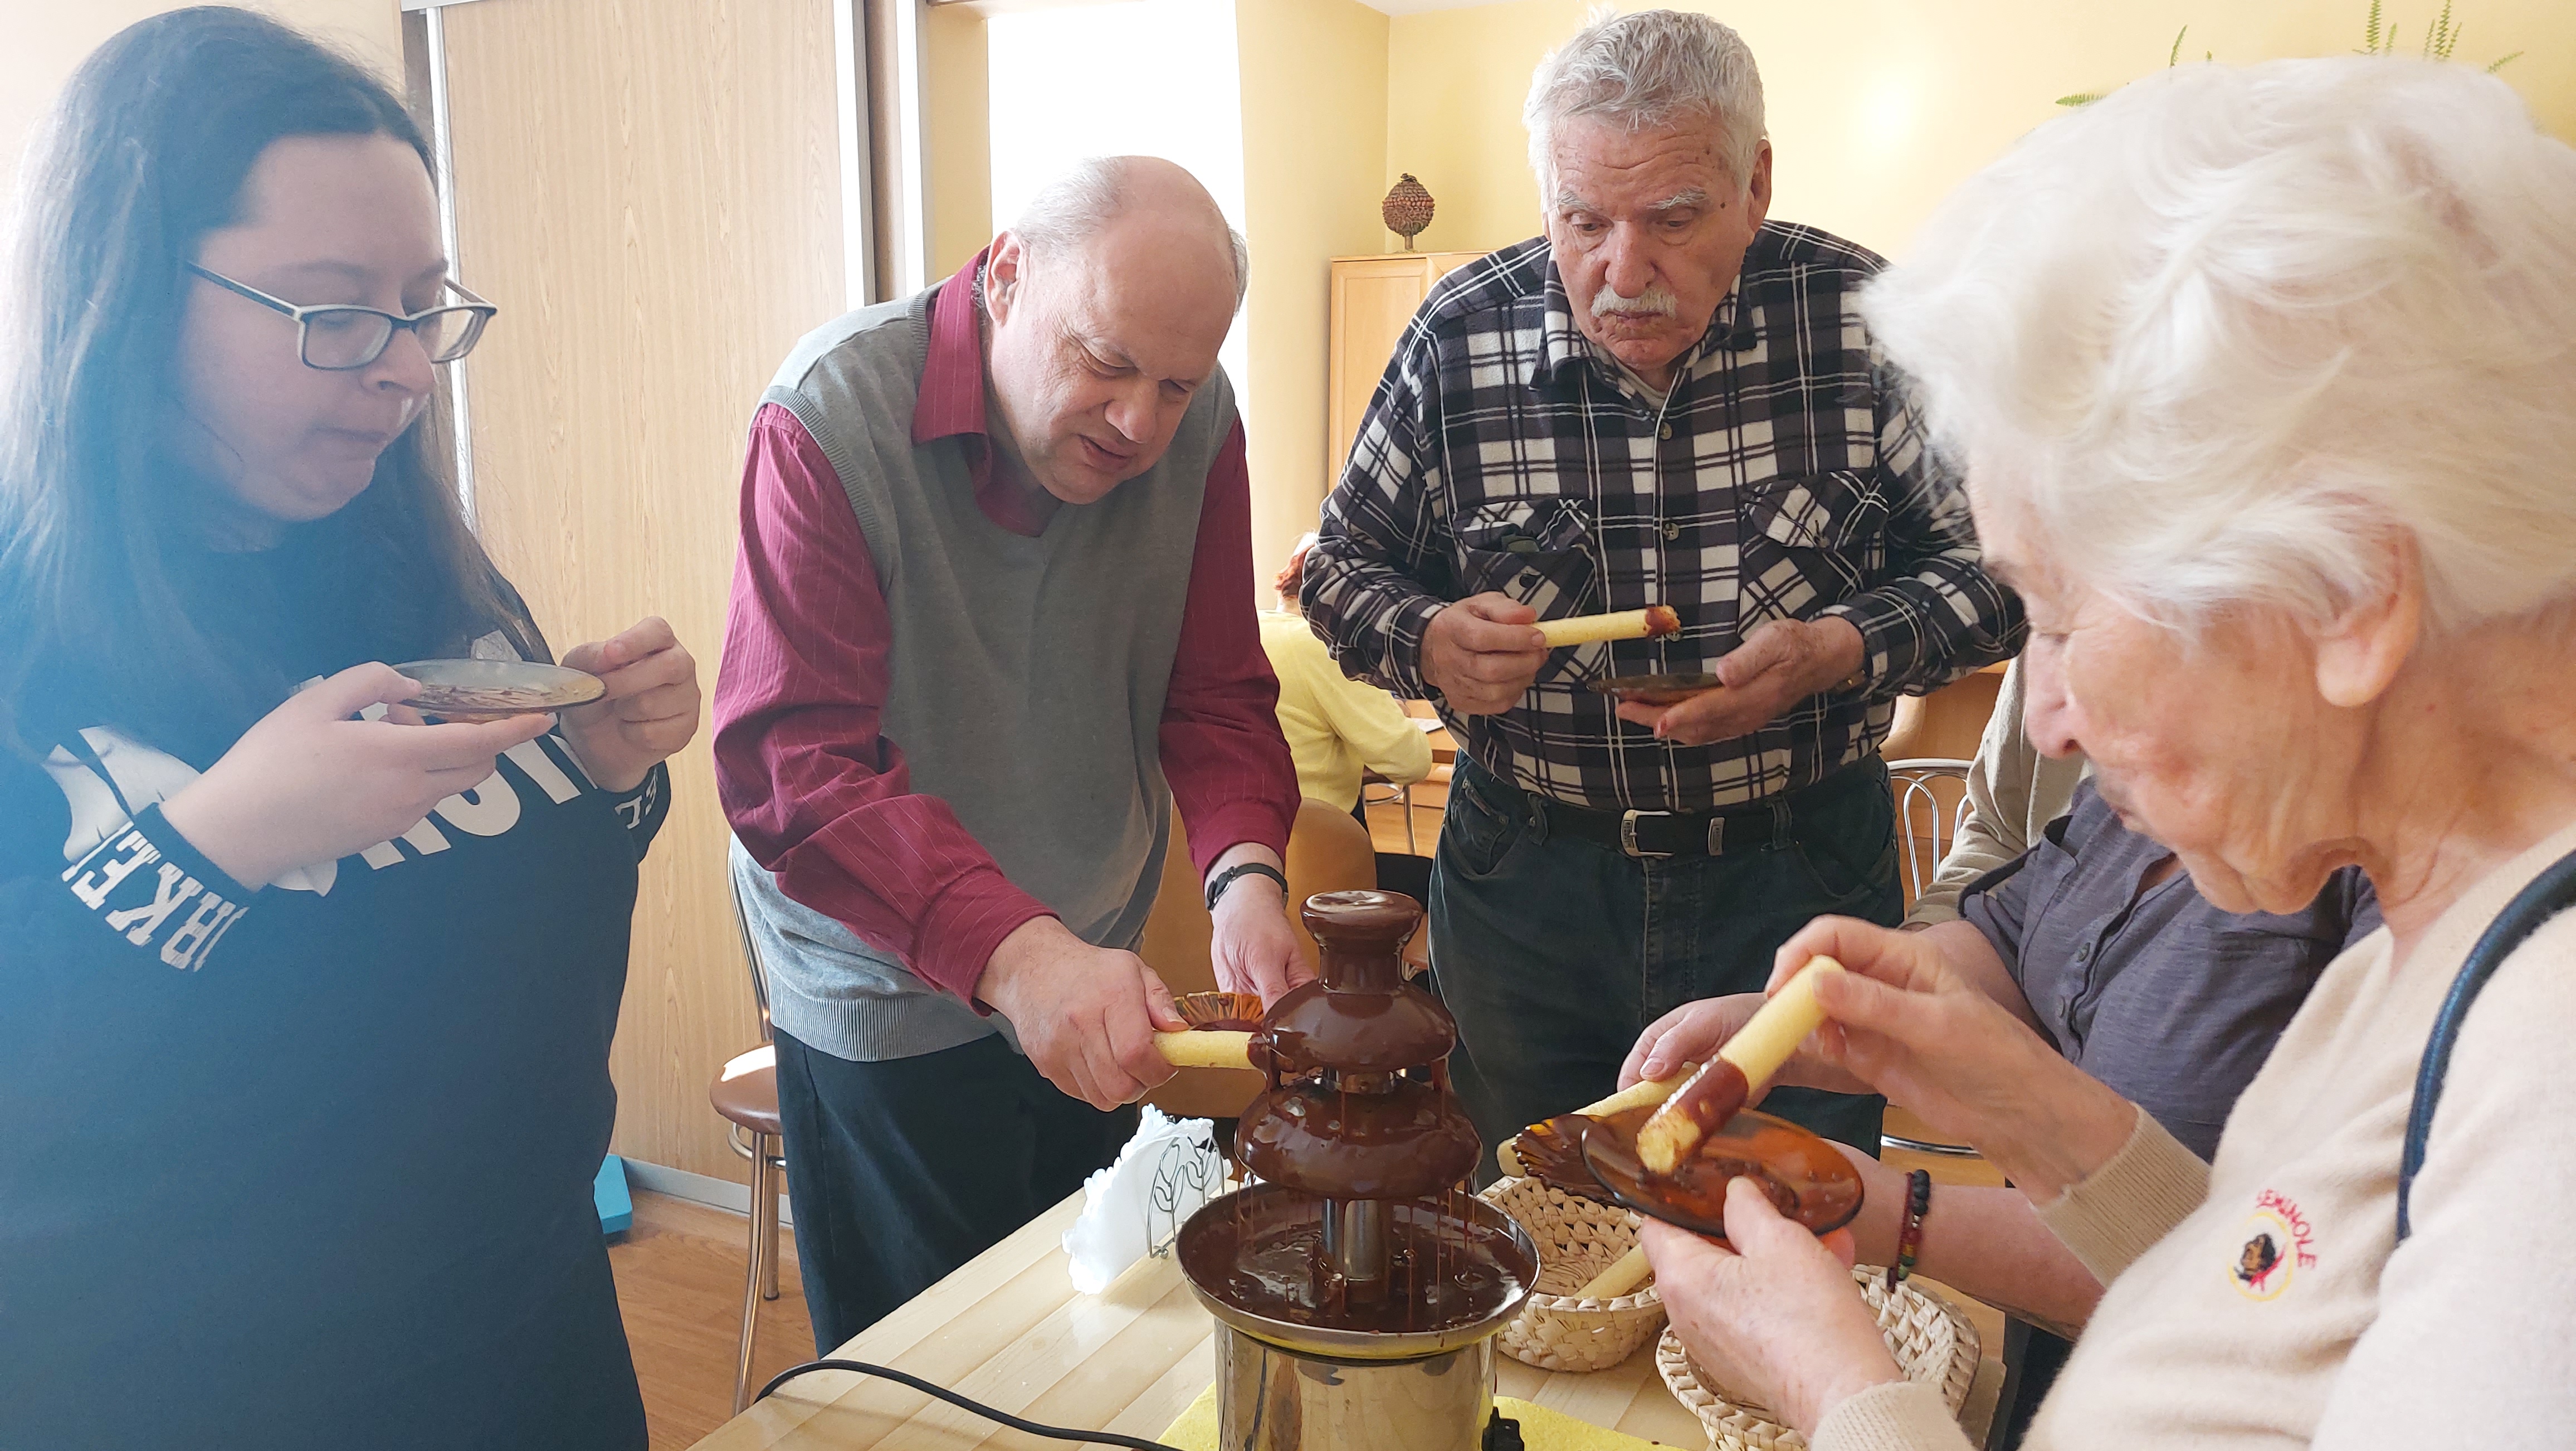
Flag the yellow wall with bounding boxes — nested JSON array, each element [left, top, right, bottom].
[[1387, 0, 2576, 260], [1235, 0, 1392, 594], [0, 0, 400, 205], [924, 2, 993, 279]]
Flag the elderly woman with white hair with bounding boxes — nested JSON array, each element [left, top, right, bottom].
[[1631, 56, 2576, 1449]]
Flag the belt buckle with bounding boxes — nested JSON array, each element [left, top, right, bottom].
[[1619, 809, 1675, 859]]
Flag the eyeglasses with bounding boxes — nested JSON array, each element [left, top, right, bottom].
[[184, 262, 498, 371]]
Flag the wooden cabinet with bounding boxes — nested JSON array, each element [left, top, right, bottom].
[[1326, 252, 1482, 485]]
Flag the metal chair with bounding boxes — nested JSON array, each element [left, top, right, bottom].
[[1881, 758, 1982, 1160], [1359, 771, 1421, 853], [1886, 757, 1975, 908], [711, 866, 788, 1413]]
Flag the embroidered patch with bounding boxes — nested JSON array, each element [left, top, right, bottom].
[[2229, 1189, 2318, 1301]]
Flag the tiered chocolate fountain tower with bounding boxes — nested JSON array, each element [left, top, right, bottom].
[[1176, 892, 1537, 1451]]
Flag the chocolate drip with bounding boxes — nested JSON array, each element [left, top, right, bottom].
[[1188, 891, 1523, 1337]]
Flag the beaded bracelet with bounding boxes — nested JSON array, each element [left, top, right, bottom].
[[1885, 1168, 1933, 1292]]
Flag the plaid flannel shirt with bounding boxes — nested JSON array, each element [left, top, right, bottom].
[[1301, 225, 2023, 814]]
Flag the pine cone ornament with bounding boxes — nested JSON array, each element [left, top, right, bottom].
[[1382, 173, 1435, 251]]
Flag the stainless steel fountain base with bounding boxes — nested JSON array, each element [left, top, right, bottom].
[[1213, 1318, 1498, 1451]]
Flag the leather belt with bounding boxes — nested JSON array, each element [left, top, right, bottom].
[[1536, 795, 1781, 859]]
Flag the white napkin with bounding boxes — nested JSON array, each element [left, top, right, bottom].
[[1062, 1107, 1225, 1293]]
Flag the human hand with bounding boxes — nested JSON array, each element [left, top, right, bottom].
[[1775, 916, 2140, 1199], [976, 917, 1186, 1111], [1614, 617, 1863, 745], [1621, 990, 1874, 1099], [1421, 593, 1549, 714], [558, 617, 700, 792], [1642, 1180, 1901, 1437], [1208, 859, 1311, 1004], [1624, 994, 1758, 1090], [160, 662, 554, 889]]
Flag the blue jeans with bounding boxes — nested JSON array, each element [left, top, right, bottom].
[[1430, 756, 1900, 1175]]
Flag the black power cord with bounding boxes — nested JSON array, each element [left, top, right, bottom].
[[753, 1358, 1184, 1450]]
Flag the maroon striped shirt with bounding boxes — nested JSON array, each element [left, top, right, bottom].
[[713, 255, 1296, 1003]]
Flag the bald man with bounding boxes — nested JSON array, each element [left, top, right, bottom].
[[715, 158, 1302, 1345]]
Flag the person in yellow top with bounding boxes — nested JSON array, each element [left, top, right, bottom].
[[1261, 535, 1433, 814]]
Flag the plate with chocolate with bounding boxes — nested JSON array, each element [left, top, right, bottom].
[[394, 659, 606, 722], [1513, 1102, 1863, 1241], [1588, 673, 1724, 705]]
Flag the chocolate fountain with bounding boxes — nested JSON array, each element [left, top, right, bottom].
[[1175, 891, 1536, 1451]]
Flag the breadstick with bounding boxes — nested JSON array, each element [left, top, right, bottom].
[[1635, 956, 1845, 1175], [1535, 605, 1680, 648], [1574, 1245, 1652, 1299], [1492, 1063, 1699, 1177], [1153, 1030, 1256, 1072]]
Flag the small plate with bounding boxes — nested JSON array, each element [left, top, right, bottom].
[[1514, 1103, 1863, 1242], [1589, 673, 1724, 705], [394, 659, 605, 722], [1173, 991, 1267, 1032]]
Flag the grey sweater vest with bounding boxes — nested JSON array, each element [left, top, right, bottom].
[[733, 283, 1236, 1062]]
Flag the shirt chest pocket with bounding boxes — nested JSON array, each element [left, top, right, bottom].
[[1452, 498, 1601, 621], [1737, 471, 1890, 623]]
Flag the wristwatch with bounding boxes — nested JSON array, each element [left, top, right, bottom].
[[1206, 861, 1290, 913]]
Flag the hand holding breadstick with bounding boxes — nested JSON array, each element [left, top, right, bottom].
[[1635, 956, 1846, 1175], [1535, 605, 1680, 649]]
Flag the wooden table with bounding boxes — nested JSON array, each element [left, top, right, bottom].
[[691, 1191, 2002, 1450]]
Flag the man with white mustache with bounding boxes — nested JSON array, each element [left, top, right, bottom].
[[1302, 11, 2022, 1163]]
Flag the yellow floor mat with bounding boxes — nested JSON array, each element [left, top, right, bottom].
[[1159, 1383, 1681, 1449]]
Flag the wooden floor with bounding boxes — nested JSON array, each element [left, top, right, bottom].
[[611, 1191, 817, 1451], [1363, 791, 1443, 859]]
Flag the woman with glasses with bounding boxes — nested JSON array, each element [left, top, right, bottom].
[[0, 9, 697, 1448]]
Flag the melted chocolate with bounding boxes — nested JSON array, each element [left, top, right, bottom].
[[1237, 1076, 1479, 1199], [1514, 1104, 1865, 1241], [1191, 890, 1524, 1336], [1187, 1192, 1526, 1335]]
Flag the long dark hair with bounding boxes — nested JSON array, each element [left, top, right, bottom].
[[0, 6, 535, 766]]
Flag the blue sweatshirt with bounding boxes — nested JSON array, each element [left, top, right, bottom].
[[0, 545, 663, 1450]]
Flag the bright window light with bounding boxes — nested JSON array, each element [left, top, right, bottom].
[[987, 0, 1253, 427]]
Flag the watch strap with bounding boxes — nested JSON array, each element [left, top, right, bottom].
[[1205, 861, 1290, 913]]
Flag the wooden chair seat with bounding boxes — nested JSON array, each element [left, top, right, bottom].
[[710, 1044, 782, 1140]]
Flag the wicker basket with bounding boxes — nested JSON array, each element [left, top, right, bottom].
[[1477, 1176, 1667, 1372], [1655, 1267, 1980, 1450]]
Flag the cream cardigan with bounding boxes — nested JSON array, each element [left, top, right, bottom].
[[1819, 819, 2576, 1449]]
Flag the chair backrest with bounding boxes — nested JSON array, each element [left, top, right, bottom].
[[1282, 798, 1380, 967], [1885, 758, 1974, 910], [1140, 798, 1383, 994], [725, 851, 775, 1045]]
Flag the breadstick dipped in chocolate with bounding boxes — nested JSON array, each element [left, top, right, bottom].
[[1535, 605, 1680, 649], [1152, 991, 1269, 1071], [1493, 1062, 1701, 1177], [1634, 955, 1846, 1176]]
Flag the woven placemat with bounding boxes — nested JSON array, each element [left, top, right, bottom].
[[1479, 1175, 1667, 1373], [1655, 1267, 1980, 1450]]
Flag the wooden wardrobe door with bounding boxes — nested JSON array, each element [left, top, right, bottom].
[[1325, 256, 1433, 486], [439, 0, 845, 1181]]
